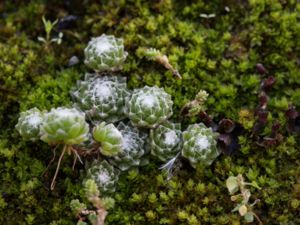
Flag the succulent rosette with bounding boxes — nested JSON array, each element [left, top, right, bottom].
[[125, 86, 173, 128], [182, 123, 219, 168], [109, 122, 148, 171], [71, 75, 130, 123], [15, 107, 44, 141], [150, 121, 182, 162], [85, 160, 120, 194], [84, 34, 128, 72], [40, 107, 89, 145], [92, 122, 123, 157]]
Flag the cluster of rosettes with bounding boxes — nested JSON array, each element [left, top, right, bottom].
[[16, 34, 221, 195], [16, 107, 89, 145]]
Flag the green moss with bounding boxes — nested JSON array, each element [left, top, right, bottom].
[[19, 68, 81, 111], [0, 0, 299, 224]]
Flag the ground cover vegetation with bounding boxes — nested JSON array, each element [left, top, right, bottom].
[[0, 0, 300, 224]]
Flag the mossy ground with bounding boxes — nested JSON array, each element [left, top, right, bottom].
[[0, 0, 300, 224]]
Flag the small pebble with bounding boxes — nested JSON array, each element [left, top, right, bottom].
[[68, 56, 79, 67]]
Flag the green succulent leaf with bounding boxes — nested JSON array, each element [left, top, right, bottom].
[[93, 122, 123, 157], [84, 179, 100, 199]]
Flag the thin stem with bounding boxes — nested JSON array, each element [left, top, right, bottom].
[[42, 145, 58, 176], [72, 154, 77, 171], [72, 148, 83, 164], [252, 211, 263, 225], [156, 55, 182, 79], [50, 145, 68, 190], [96, 208, 108, 225], [250, 199, 260, 207]]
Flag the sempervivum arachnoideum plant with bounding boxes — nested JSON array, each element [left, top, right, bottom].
[[71, 75, 130, 123], [84, 34, 128, 72], [182, 123, 219, 168], [109, 122, 149, 171], [85, 160, 120, 195], [125, 86, 173, 128], [15, 107, 44, 141], [92, 122, 123, 157], [40, 107, 89, 145], [150, 121, 182, 162], [40, 107, 89, 190]]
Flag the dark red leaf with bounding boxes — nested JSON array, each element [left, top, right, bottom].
[[252, 122, 264, 135], [218, 133, 240, 155], [218, 134, 231, 146], [262, 76, 276, 90], [199, 112, 218, 131], [218, 119, 235, 133], [57, 15, 79, 30], [285, 105, 298, 120], [262, 137, 277, 147], [259, 93, 268, 108], [257, 110, 269, 124], [256, 63, 267, 75], [271, 121, 281, 134]]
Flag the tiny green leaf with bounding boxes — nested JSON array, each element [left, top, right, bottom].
[[226, 176, 239, 194], [250, 181, 261, 190], [244, 212, 254, 223]]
